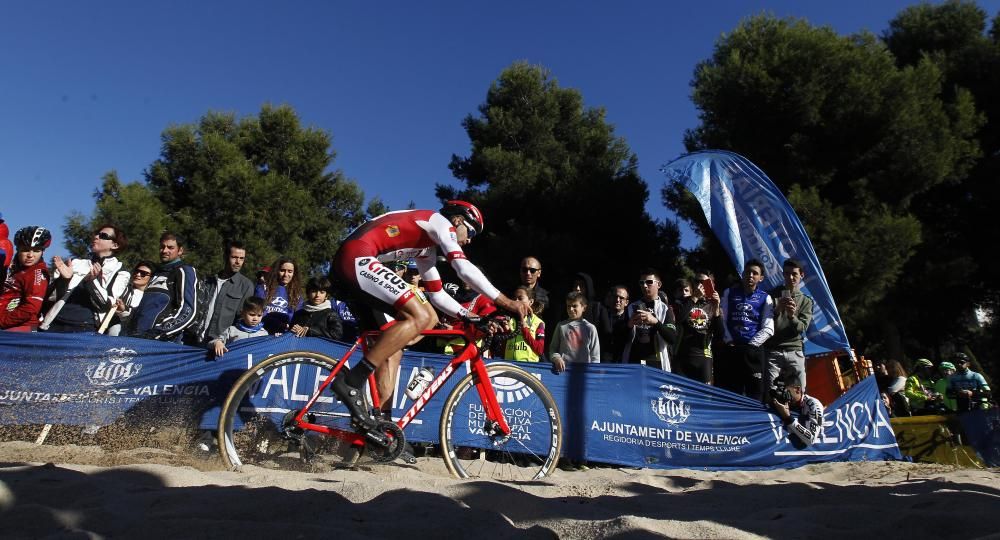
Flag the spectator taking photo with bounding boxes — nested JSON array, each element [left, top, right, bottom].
[[769, 375, 825, 448]]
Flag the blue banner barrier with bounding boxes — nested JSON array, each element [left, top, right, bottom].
[[957, 409, 1000, 467], [0, 332, 900, 469], [661, 151, 851, 356]]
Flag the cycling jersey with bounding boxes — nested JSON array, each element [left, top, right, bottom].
[[0, 259, 49, 331], [722, 286, 774, 346], [785, 393, 824, 446], [332, 209, 499, 322], [948, 370, 992, 411]]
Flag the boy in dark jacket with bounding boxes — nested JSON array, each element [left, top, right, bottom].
[[290, 277, 344, 341]]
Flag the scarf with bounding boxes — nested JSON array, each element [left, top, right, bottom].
[[304, 300, 331, 312], [237, 319, 265, 333]]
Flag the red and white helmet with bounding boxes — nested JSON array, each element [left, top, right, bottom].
[[439, 200, 484, 235]]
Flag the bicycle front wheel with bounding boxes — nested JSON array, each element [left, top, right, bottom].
[[440, 363, 562, 480], [217, 351, 356, 472]]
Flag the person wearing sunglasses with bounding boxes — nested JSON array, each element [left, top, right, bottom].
[[518, 256, 549, 317], [605, 285, 631, 362], [106, 260, 155, 336], [329, 200, 529, 432], [43, 224, 130, 333], [622, 269, 678, 371]]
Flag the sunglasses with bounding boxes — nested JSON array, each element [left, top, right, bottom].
[[521, 267, 540, 274], [639, 279, 657, 286], [463, 220, 477, 239], [133, 269, 151, 278], [615, 295, 628, 301], [95, 231, 116, 241]]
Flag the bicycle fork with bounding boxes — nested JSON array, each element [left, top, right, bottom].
[[468, 354, 514, 442]]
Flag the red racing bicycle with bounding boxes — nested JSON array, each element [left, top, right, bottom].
[[217, 316, 562, 480]]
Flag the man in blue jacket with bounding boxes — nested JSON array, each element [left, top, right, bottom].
[[720, 258, 774, 401]]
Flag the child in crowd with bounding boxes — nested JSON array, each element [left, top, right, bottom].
[[438, 275, 496, 355], [549, 291, 601, 372], [289, 277, 344, 341], [0, 226, 51, 332], [549, 291, 599, 471], [211, 296, 268, 357], [498, 286, 545, 362]]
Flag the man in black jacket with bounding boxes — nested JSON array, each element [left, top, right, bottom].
[[128, 232, 199, 342]]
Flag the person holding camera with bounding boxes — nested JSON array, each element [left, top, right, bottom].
[[622, 268, 677, 371], [764, 258, 813, 393], [769, 376, 825, 447], [673, 271, 722, 384]]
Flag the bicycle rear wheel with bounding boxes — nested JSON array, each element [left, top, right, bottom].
[[217, 351, 356, 472], [440, 363, 562, 480]]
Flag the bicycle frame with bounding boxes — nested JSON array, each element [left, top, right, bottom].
[[287, 326, 512, 448]]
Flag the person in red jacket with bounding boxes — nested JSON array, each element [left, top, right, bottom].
[[1, 226, 51, 331], [0, 213, 15, 285]]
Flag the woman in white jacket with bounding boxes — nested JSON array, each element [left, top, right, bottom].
[[43, 224, 132, 333]]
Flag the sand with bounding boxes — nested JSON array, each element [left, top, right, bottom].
[[0, 434, 998, 539]]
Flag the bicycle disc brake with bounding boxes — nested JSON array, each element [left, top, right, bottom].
[[365, 420, 405, 463], [483, 419, 511, 445]]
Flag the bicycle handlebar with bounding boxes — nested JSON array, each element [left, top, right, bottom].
[[362, 310, 520, 353]]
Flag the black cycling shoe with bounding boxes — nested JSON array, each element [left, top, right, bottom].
[[332, 370, 378, 431]]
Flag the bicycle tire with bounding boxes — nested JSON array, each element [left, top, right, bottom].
[[217, 351, 356, 472], [439, 363, 562, 480]]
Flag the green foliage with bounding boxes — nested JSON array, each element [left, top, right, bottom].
[[66, 105, 374, 277], [685, 15, 981, 207], [64, 171, 171, 266], [883, 1, 1000, 382], [884, 1, 988, 69], [784, 185, 920, 326], [672, 13, 983, 364], [442, 62, 682, 297]]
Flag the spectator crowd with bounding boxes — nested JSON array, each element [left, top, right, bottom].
[[1, 215, 993, 442]]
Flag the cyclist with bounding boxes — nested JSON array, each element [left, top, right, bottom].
[[330, 200, 529, 431], [0, 226, 51, 332]]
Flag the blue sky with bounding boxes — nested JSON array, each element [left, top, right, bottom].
[[3, 0, 997, 260]]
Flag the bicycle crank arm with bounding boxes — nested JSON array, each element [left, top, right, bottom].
[[364, 420, 406, 463]]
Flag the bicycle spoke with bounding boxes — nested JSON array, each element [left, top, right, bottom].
[[218, 352, 357, 472], [440, 364, 561, 481]]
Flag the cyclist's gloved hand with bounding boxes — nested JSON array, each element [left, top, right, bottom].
[[460, 312, 482, 325]]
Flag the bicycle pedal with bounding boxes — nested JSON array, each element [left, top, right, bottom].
[[399, 444, 417, 465]]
